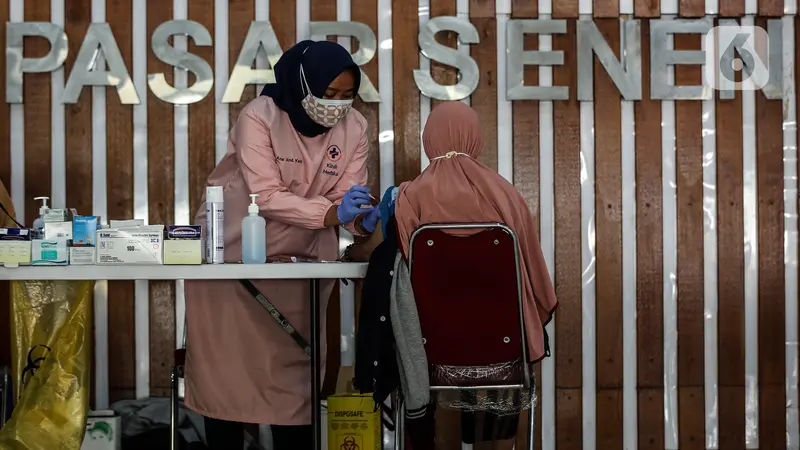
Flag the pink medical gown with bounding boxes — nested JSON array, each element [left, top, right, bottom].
[[183, 96, 369, 425]]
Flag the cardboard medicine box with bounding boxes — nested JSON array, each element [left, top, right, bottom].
[[81, 410, 121, 450], [32, 239, 69, 265], [43, 208, 67, 223], [327, 393, 381, 450], [96, 226, 164, 265], [73, 216, 100, 246], [164, 225, 203, 265], [0, 228, 32, 266], [70, 247, 96, 265], [44, 221, 73, 240]]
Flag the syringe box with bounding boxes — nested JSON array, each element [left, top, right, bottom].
[[96, 226, 164, 265]]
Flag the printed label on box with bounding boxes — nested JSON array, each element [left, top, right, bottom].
[[81, 412, 121, 450], [70, 247, 96, 265], [32, 239, 69, 265], [96, 227, 164, 265]]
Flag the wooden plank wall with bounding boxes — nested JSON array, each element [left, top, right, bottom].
[[0, 0, 799, 448]]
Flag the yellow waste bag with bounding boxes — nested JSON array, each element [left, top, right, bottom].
[[327, 394, 381, 450], [0, 280, 93, 450]]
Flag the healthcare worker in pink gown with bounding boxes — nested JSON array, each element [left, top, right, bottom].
[[183, 40, 379, 450]]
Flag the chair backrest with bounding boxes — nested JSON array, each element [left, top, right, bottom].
[[408, 223, 527, 368]]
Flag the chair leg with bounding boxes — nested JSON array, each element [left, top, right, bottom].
[[526, 405, 535, 450], [170, 367, 179, 450]]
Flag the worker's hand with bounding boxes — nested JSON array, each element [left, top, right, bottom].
[[361, 208, 380, 234], [338, 185, 374, 224]]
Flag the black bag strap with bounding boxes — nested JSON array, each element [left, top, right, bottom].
[[238, 279, 312, 357], [240, 279, 399, 431]]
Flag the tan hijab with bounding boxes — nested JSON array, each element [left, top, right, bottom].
[[394, 101, 557, 361], [0, 178, 17, 229]]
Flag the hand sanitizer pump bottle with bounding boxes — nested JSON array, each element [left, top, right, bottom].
[[241, 194, 266, 264]]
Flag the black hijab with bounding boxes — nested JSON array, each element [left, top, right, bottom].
[[260, 40, 362, 138]]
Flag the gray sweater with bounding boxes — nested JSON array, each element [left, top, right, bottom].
[[389, 251, 430, 418]]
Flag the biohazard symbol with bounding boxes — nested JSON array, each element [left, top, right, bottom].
[[20, 344, 51, 396], [327, 145, 342, 162], [340, 436, 359, 450]]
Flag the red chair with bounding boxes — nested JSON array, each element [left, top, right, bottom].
[[394, 223, 535, 449]]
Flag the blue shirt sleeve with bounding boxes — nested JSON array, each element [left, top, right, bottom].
[[379, 186, 398, 237]]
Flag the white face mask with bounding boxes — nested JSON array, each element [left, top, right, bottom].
[[299, 65, 353, 128]]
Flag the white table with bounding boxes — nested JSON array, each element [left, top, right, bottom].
[[0, 262, 368, 281], [0, 262, 369, 450]]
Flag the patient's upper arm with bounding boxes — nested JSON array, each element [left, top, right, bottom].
[[350, 219, 384, 261]]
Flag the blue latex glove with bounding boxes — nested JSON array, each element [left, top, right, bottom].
[[338, 185, 373, 224], [361, 207, 380, 233]]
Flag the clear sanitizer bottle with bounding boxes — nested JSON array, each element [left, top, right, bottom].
[[241, 194, 266, 264]]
